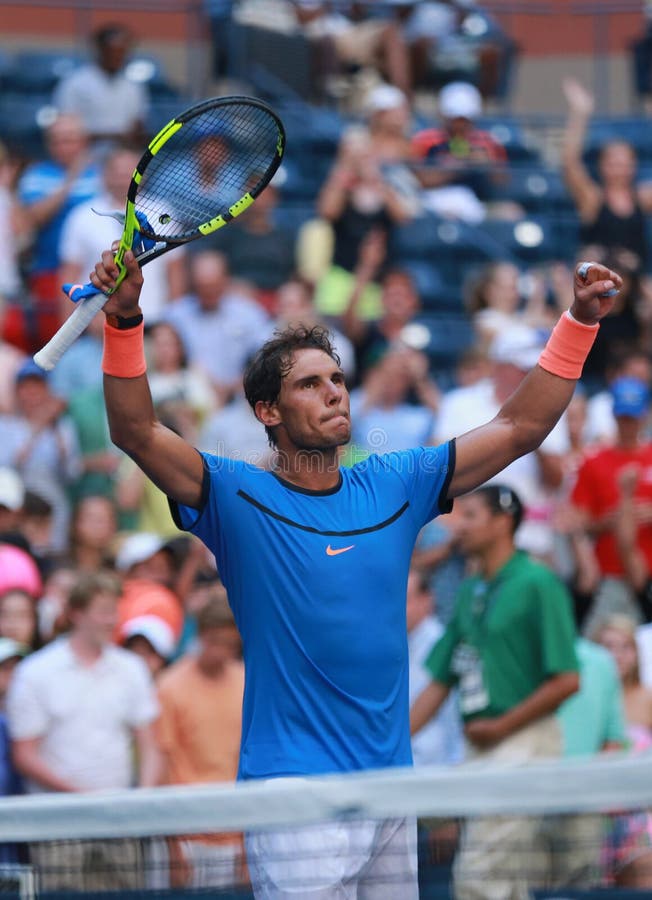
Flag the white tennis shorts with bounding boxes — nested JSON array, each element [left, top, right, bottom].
[[245, 815, 418, 899]]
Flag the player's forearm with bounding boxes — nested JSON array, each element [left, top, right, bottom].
[[497, 365, 577, 459], [104, 371, 158, 456]]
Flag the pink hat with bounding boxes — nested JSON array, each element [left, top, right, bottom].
[[0, 544, 42, 598]]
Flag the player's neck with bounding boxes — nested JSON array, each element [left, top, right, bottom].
[[273, 447, 341, 492]]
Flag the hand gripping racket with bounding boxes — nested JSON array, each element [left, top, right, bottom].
[[33, 95, 285, 370]]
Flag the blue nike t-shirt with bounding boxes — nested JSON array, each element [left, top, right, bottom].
[[171, 441, 455, 780]]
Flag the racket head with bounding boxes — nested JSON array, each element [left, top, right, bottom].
[[130, 96, 285, 246]]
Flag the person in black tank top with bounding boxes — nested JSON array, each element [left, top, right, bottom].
[[563, 78, 652, 269]]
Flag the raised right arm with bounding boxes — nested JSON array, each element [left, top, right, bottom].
[[561, 78, 601, 222], [91, 249, 205, 509]]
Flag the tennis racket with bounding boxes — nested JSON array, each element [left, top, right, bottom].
[[33, 95, 285, 370]]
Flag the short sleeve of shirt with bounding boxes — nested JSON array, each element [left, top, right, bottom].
[[379, 441, 455, 530], [6, 662, 49, 741], [535, 570, 578, 676]]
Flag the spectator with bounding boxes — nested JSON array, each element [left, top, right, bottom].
[[434, 324, 569, 561], [341, 229, 422, 381], [407, 566, 462, 768], [7, 571, 161, 892], [349, 345, 439, 453], [0, 360, 82, 555], [0, 638, 26, 863], [48, 306, 104, 399], [410, 484, 579, 900], [562, 78, 652, 269], [412, 504, 466, 627], [0, 589, 39, 652], [570, 376, 652, 630], [463, 261, 558, 352], [68, 494, 118, 572], [292, 1, 412, 98], [0, 544, 42, 601], [115, 533, 184, 645], [36, 562, 77, 645], [584, 349, 652, 447], [0, 140, 26, 318], [147, 322, 216, 444], [52, 23, 149, 149], [192, 168, 297, 312], [120, 614, 175, 680], [156, 596, 245, 889], [59, 145, 187, 324], [198, 386, 275, 468], [12, 115, 100, 353], [164, 251, 269, 406], [314, 113, 415, 320], [592, 614, 652, 889], [411, 80, 508, 223], [0, 468, 25, 537], [578, 248, 651, 393], [553, 636, 627, 889], [399, 0, 516, 100]]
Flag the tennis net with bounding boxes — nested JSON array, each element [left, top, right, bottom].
[[0, 752, 651, 898]]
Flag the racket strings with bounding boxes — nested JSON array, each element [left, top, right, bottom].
[[136, 103, 282, 241]]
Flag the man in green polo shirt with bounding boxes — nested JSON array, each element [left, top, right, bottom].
[[411, 484, 579, 900]]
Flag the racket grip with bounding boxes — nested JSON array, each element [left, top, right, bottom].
[[33, 292, 108, 371]]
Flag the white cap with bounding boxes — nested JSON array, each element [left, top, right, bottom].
[[0, 468, 25, 512], [115, 532, 169, 572], [439, 81, 483, 119], [365, 84, 408, 114], [120, 614, 176, 659], [489, 324, 544, 371], [0, 637, 27, 665]]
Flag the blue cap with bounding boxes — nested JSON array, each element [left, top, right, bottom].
[[15, 359, 48, 383], [611, 376, 650, 418]]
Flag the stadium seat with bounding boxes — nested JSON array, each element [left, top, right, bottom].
[[476, 216, 561, 265], [124, 54, 182, 99], [0, 92, 54, 157], [3, 48, 83, 93], [413, 312, 475, 372]]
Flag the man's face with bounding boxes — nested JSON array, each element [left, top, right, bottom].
[[198, 625, 242, 675], [260, 348, 351, 451], [72, 591, 118, 648], [456, 494, 504, 557]]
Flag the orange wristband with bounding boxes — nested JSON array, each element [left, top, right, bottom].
[[102, 320, 146, 378], [538, 311, 599, 380]]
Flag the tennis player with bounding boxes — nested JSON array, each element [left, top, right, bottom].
[[91, 248, 621, 899]]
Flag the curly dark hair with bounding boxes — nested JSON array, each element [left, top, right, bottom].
[[243, 323, 341, 447]]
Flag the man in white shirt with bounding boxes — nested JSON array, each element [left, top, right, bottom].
[[52, 23, 148, 147], [7, 571, 161, 892]]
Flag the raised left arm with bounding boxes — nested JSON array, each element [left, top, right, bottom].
[[448, 261, 622, 499]]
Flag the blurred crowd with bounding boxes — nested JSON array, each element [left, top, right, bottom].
[[2, 2, 652, 895]]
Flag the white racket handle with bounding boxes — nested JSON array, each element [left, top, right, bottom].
[[33, 291, 108, 371]]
